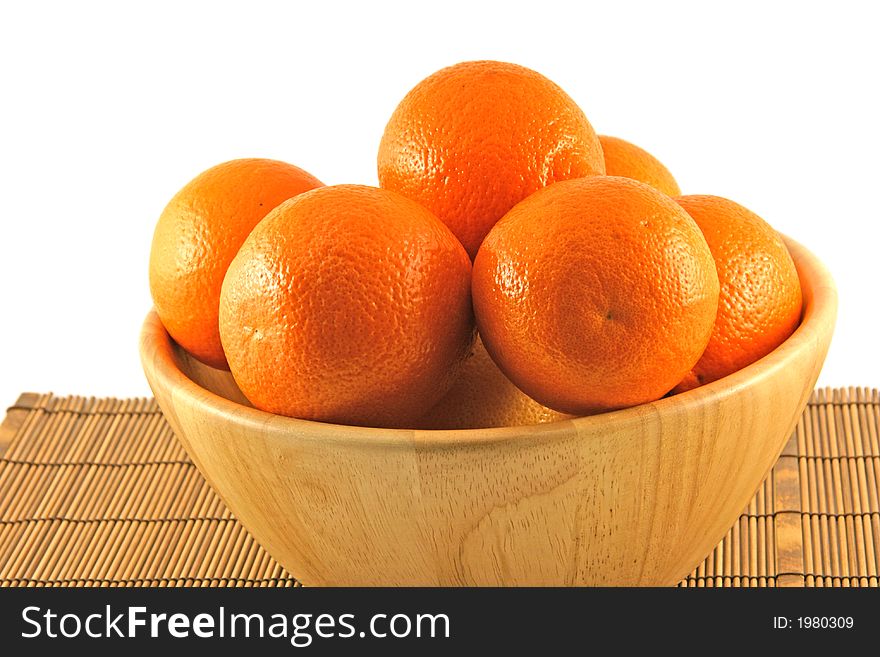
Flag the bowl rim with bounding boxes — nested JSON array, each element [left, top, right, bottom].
[[140, 236, 837, 448]]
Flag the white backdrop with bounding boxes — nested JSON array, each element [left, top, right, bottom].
[[1, 1, 878, 408]]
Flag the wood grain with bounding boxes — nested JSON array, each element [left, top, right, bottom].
[[139, 237, 837, 586]]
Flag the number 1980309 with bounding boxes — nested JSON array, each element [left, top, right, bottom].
[[798, 617, 854, 629]]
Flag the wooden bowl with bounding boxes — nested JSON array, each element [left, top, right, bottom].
[[140, 237, 836, 586]]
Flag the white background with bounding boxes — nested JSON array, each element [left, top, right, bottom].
[[1, 0, 878, 409]]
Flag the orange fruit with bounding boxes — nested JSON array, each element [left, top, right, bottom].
[[599, 135, 681, 196], [378, 60, 605, 259], [149, 158, 323, 369], [472, 176, 720, 415], [416, 335, 570, 430], [672, 195, 802, 392], [219, 184, 475, 428]]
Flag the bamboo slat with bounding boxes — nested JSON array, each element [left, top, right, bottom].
[[1, 388, 878, 587]]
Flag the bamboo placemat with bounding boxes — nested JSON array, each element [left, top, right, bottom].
[[0, 388, 878, 587]]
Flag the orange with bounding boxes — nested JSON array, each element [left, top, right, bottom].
[[672, 195, 802, 392], [472, 176, 720, 415], [378, 60, 605, 259], [149, 158, 323, 369], [599, 135, 681, 196], [416, 335, 570, 430], [218, 184, 475, 428]]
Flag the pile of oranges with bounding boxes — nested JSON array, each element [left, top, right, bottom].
[[149, 61, 802, 430]]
